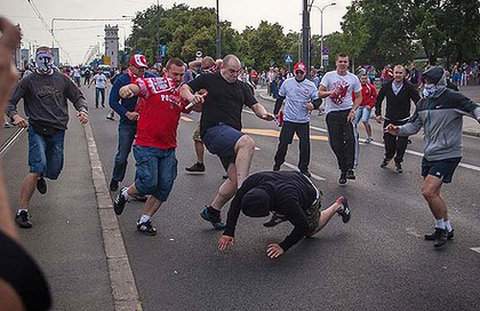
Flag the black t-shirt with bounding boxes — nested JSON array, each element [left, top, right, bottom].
[[187, 72, 257, 135], [0, 230, 51, 311]]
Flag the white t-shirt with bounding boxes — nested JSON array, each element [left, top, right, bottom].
[[73, 68, 81, 78], [93, 73, 107, 88], [278, 77, 319, 123], [320, 71, 362, 114]]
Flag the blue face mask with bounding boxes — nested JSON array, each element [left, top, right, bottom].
[[423, 83, 436, 98]]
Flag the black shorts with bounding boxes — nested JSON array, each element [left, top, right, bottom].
[[421, 157, 461, 183], [202, 124, 244, 171]]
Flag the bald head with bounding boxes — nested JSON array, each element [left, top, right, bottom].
[[222, 54, 241, 68], [220, 54, 242, 83]]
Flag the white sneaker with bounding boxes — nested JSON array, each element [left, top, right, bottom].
[[365, 137, 373, 144]]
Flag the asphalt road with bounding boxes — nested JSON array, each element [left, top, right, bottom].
[[85, 85, 480, 311], [3, 83, 480, 311]]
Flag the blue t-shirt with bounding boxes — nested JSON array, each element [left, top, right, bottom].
[[278, 77, 319, 123]]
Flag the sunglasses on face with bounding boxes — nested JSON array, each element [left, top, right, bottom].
[[295, 71, 305, 75]]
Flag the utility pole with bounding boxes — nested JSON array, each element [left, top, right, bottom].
[[157, 0, 160, 60], [301, 0, 311, 78], [216, 0, 221, 59]]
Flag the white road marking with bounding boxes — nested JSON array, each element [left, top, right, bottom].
[[470, 247, 480, 254], [283, 162, 325, 181], [243, 109, 480, 172]]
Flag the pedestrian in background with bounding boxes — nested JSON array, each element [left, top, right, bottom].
[[89, 68, 108, 108]]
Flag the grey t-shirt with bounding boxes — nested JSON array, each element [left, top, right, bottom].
[[7, 71, 88, 130]]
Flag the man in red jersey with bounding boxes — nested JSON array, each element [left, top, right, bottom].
[[112, 58, 198, 235]]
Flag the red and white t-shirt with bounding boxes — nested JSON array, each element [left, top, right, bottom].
[[134, 76, 189, 149]]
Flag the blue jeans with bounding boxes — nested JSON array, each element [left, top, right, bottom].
[[95, 87, 105, 107], [133, 146, 178, 202], [112, 120, 137, 182], [28, 127, 65, 179], [354, 106, 372, 125]]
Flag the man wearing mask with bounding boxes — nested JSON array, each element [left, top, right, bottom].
[[273, 62, 321, 177], [385, 66, 480, 248], [7, 46, 89, 228], [375, 65, 420, 173], [108, 54, 156, 192]]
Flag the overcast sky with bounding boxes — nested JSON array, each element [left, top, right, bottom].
[[3, 0, 350, 64]]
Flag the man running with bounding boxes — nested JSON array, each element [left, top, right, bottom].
[[108, 54, 156, 192], [217, 171, 351, 258], [318, 53, 362, 185], [273, 62, 321, 177], [354, 73, 377, 144], [180, 54, 275, 229], [384, 66, 480, 248], [6, 46, 89, 228], [88, 68, 108, 108], [375, 65, 420, 173], [112, 58, 197, 235]]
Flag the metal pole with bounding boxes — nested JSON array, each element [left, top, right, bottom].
[[302, 0, 311, 78], [157, 0, 160, 59], [320, 8, 324, 69], [216, 0, 221, 58]]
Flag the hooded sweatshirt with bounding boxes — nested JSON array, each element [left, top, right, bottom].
[[398, 69, 480, 161]]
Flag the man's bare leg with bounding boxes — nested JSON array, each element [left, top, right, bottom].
[[211, 163, 237, 211], [233, 135, 256, 188], [142, 196, 163, 216], [19, 172, 40, 208], [318, 201, 344, 231], [421, 176, 447, 220], [195, 141, 205, 164], [364, 122, 372, 138]]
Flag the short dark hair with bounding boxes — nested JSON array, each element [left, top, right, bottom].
[[166, 58, 185, 70], [337, 53, 348, 60]]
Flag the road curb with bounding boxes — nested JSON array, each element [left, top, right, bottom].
[[84, 122, 143, 311], [257, 92, 480, 138]]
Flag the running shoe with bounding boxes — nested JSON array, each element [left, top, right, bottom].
[[113, 187, 129, 215], [15, 210, 32, 229], [346, 169, 356, 180], [36, 177, 47, 194], [137, 220, 157, 236], [200, 206, 226, 230], [425, 228, 454, 241], [365, 137, 373, 144], [109, 179, 119, 192], [185, 162, 205, 172], [336, 196, 351, 223], [380, 158, 391, 168], [338, 172, 347, 185], [263, 212, 288, 227], [433, 228, 448, 248], [395, 162, 403, 173]]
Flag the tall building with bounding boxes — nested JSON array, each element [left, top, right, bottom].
[[104, 25, 119, 68]]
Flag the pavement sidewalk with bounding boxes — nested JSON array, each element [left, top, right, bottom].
[[257, 85, 480, 137]]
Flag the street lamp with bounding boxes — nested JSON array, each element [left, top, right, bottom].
[[311, 2, 336, 69], [216, 0, 221, 58]]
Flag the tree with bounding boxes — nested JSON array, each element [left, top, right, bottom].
[[340, 1, 370, 69]]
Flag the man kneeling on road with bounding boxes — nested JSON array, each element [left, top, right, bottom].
[[217, 171, 351, 258], [113, 58, 200, 235]]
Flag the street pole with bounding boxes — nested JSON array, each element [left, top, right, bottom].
[[157, 0, 160, 60], [301, 0, 311, 78], [311, 3, 336, 70], [216, 0, 221, 59]]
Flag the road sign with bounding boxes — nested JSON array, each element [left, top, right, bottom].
[[103, 56, 111, 65], [321, 55, 329, 61], [285, 54, 293, 63], [322, 47, 329, 55]]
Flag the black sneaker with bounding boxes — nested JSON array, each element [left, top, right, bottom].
[[425, 228, 454, 241], [200, 206, 226, 230], [222, 174, 228, 179], [273, 165, 280, 171], [106, 115, 115, 121], [433, 228, 448, 248], [185, 162, 205, 172], [136, 220, 157, 236], [15, 210, 32, 229], [338, 172, 347, 185], [109, 179, 119, 192], [380, 158, 391, 168], [395, 162, 403, 173], [300, 170, 312, 178], [346, 169, 356, 180], [113, 187, 129, 215], [336, 196, 351, 223], [36, 177, 47, 194], [263, 212, 288, 227]]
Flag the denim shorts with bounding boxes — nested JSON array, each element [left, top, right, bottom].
[[201, 124, 244, 170], [133, 146, 178, 201], [28, 127, 65, 180], [354, 106, 372, 124], [421, 157, 461, 183]]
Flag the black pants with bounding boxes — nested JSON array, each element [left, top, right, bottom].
[[326, 110, 355, 172], [383, 119, 409, 163], [274, 121, 310, 172]]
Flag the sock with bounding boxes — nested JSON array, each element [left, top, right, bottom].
[[121, 187, 131, 201], [17, 208, 28, 215], [445, 220, 452, 232], [138, 215, 151, 224], [434, 218, 445, 230]]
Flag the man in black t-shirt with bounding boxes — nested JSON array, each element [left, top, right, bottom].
[[217, 171, 352, 258], [180, 54, 275, 230]]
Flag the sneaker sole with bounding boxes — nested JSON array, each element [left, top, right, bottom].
[[200, 210, 226, 230]]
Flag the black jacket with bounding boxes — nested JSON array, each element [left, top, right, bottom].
[[374, 80, 420, 121]]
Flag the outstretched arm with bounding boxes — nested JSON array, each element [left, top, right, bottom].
[[251, 103, 275, 121]]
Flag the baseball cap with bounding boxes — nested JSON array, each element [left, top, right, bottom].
[[294, 62, 306, 73], [130, 54, 148, 68]]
